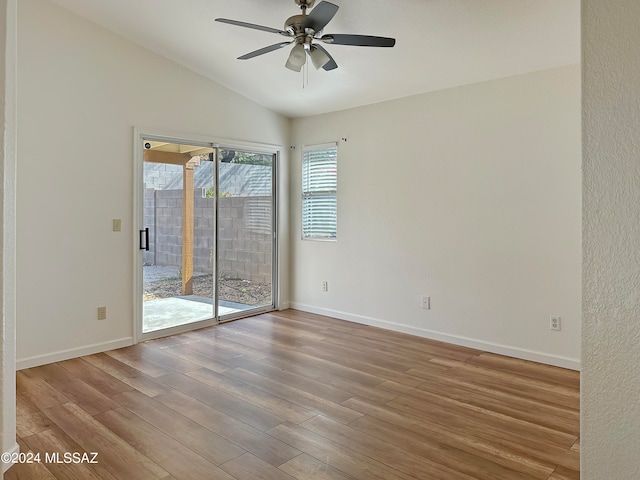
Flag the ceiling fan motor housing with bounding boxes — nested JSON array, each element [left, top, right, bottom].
[[295, 0, 316, 10], [285, 14, 309, 37]]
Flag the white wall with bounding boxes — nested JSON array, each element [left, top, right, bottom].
[[1, 0, 17, 472], [16, 0, 290, 367], [582, 0, 640, 477], [291, 65, 581, 368]]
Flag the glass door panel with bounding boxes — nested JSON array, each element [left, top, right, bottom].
[[217, 149, 275, 319], [142, 141, 215, 334]]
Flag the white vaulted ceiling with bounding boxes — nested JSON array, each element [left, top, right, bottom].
[[49, 0, 580, 118]]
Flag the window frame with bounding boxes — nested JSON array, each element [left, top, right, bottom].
[[301, 142, 338, 241]]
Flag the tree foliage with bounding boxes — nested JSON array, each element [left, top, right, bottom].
[[219, 150, 272, 166]]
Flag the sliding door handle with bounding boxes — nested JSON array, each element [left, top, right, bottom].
[[139, 228, 149, 251]]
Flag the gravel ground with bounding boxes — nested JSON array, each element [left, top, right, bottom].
[[143, 274, 271, 306]]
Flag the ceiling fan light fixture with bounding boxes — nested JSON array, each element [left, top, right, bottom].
[[309, 45, 330, 69], [285, 57, 304, 72], [285, 43, 307, 71], [217, 0, 397, 72]]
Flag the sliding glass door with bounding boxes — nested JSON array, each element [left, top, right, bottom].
[[138, 137, 276, 339], [216, 149, 275, 320]]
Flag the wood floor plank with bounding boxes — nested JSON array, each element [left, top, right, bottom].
[[300, 415, 480, 480], [158, 342, 235, 373], [273, 309, 468, 354], [10, 309, 579, 480], [103, 346, 178, 378], [95, 407, 236, 480], [314, 334, 442, 377], [242, 314, 329, 338], [131, 342, 205, 374], [548, 465, 580, 480], [154, 389, 301, 467], [321, 327, 476, 363], [219, 452, 296, 480], [413, 374, 579, 435], [30, 363, 119, 416], [380, 380, 578, 448], [308, 416, 492, 480], [113, 389, 245, 465], [16, 392, 55, 438], [264, 310, 357, 332], [82, 352, 171, 397], [347, 414, 541, 480], [262, 346, 384, 387], [43, 402, 169, 480], [182, 330, 269, 360], [571, 438, 580, 453], [469, 352, 580, 388], [433, 358, 580, 410], [227, 356, 355, 404], [57, 357, 135, 398], [185, 367, 317, 424], [155, 372, 286, 431], [266, 422, 418, 480], [342, 396, 556, 479], [224, 367, 363, 425], [16, 370, 70, 411], [414, 369, 579, 419], [321, 323, 482, 360], [279, 453, 357, 480], [227, 316, 328, 345], [22, 426, 120, 480], [387, 392, 576, 449], [171, 337, 249, 362], [3, 437, 57, 480], [234, 350, 397, 404], [299, 344, 423, 387], [404, 363, 452, 378]]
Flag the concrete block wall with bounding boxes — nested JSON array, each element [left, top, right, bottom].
[[218, 196, 272, 284], [144, 189, 272, 284], [144, 163, 183, 190], [153, 189, 183, 268]]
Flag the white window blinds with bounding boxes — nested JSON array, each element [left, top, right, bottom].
[[302, 143, 337, 240]]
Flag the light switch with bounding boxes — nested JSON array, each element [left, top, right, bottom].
[[113, 219, 121, 232]]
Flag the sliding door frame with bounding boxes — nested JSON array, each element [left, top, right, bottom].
[[132, 128, 280, 344], [216, 146, 278, 324]]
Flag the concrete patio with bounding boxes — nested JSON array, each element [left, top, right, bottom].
[[143, 266, 253, 333]]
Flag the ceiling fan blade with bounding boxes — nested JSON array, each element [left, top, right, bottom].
[[303, 1, 339, 32], [215, 18, 289, 36], [321, 34, 396, 47], [238, 42, 293, 60], [312, 44, 338, 71]]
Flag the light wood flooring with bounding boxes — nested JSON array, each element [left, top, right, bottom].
[[8, 309, 580, 480]]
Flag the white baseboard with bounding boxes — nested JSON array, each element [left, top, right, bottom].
[[2, 442, 20, 473], [290, 303, 580, 371], [16, 337, 134, 370], [278, 301, 291, 311]]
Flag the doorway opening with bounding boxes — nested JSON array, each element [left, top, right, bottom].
[[138, 137, 277, 338]]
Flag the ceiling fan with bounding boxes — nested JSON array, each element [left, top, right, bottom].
[[215, 0, 396, 72]]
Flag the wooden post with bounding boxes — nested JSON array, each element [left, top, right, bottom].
[[143, 149, 203, 297], [182, 160, 195, 296]]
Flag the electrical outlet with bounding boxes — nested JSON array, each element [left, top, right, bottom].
[[421, 296, 430, 310], [112, 219, 121, 232], [550, 316, 561, 331], [322, 281, 328, 292], [98, 306, 107, 320]]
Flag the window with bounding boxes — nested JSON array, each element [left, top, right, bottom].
[[302, 143, 337, 240]]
